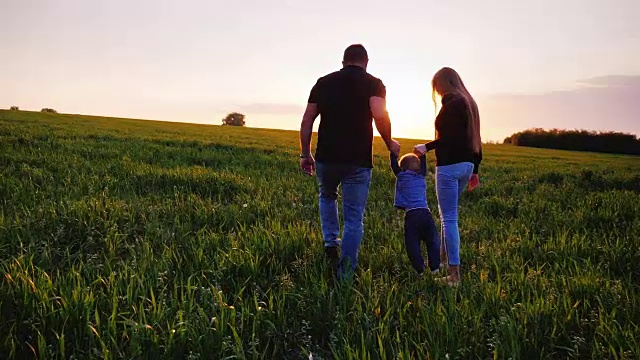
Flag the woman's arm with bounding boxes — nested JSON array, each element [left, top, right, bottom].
[[425, 96, 466, 151], [414, 138, 441, 155], [472, 149, 482, 174], [414, 96, 467, 155], [425, 139, 440, 152]]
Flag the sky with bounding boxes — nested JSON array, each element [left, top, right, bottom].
[[2, 0, 639, 141]]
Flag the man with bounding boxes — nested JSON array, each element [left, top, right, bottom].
[[299, 44, 400, 278]]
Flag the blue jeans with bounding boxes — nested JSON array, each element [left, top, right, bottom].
[[435, 162, 474, 266], [316, 162, 372, 277]]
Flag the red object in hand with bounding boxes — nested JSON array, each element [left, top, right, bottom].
[[468, 174, 480, 191]]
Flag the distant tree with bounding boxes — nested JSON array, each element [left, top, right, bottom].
[[10, 106, 19, 111], [41, 108, 57, 113], [504, 128, 640, 155], [222, 112, 246, 127]]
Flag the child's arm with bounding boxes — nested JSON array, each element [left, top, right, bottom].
[[419, 154, 427, 176], [390, 152, 402, 175]]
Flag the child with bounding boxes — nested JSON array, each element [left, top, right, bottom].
[[390, 152, 440, 275]]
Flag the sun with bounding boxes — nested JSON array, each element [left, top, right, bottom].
[[383, 83, 437, 141]]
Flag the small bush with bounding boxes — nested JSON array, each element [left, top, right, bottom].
[[222, 112, 246, 127], [41, 108, 58, 113], [10, 106, 19, 111]]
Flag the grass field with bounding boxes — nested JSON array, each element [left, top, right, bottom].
[[1, 109, 639, 359]]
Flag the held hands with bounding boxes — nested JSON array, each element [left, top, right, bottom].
[[413, 144, 427, 156], [386, 139, 401, 157], [300, 155, 316, 176], [302, 138, 401, 176], [468, 173, 480, 191]]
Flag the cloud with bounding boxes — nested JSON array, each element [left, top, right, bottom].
[[577, 75, 640, 87], [235, 103, 304, 115], [479, 75, 640, 140]]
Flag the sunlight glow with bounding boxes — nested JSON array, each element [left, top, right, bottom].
[[383, 80, 437, 141]]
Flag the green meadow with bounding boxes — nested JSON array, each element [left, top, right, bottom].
[[0, 109, 638, 359]]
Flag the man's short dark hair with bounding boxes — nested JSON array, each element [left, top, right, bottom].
[[343, 44, 368, 63]]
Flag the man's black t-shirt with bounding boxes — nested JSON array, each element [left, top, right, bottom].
[[308, 65, 386, 168]]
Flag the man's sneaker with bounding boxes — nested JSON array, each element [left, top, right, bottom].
[[324, 246, 340, 281], [324, 246, 339, 263]]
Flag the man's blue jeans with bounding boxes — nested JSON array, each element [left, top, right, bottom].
[[316, 162, 372, 277], [435, 162, 474, 266]]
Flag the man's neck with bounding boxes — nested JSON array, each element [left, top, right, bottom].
[[343, 63, 366, 70]]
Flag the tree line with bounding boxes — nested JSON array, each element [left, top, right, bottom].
[[504, 128, 640, 155]]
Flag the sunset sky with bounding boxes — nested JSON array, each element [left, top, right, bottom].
[[2, 0, 639, 141]]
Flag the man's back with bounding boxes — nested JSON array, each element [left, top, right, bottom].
[[309, 65, 386, 168], [298, 43, 398, 279]]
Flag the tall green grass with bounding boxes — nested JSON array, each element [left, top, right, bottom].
[[1, 110, 639, 359]]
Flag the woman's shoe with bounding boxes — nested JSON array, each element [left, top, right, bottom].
[[437, 275, 460, 287]]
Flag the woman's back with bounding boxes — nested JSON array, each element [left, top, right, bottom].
[[433, 93, 476, 167]]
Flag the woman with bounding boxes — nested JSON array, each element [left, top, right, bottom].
[[414, 67, 482, 286]]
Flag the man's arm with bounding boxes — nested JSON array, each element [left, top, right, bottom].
[[300, 79, 321, 157], [299, 103, 319, 156], [419, 154, 427, 176], [370, 96, 399, 156], [390, 152, 402, 175]]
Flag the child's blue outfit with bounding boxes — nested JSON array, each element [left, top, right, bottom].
[[390, 153, 440, 274]]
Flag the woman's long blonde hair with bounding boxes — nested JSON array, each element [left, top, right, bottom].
[[431, 67, 481, 153]]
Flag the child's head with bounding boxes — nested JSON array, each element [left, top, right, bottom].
[[399, 153, 420, 172]]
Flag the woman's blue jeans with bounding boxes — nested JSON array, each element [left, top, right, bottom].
[[435, 162, 473, 266]]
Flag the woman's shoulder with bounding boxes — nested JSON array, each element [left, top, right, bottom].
[[442, 93, 466, 106]]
